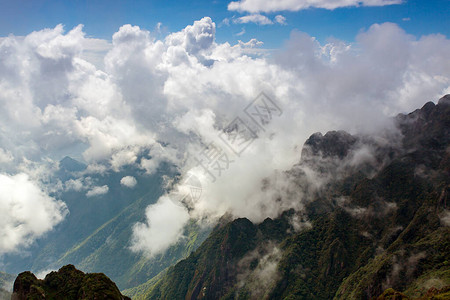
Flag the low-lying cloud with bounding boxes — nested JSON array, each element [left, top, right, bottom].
[[0, 16, 449, 256], [130, 196, 190, 257], [86, 185, 109, 197], [0, 173, 67, 255], [120, 176, 137, 188]]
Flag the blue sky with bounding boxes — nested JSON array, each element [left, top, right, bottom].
[[1, 0, 449, 47]]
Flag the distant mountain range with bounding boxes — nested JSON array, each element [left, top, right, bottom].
[[2, 155, 210, 291]]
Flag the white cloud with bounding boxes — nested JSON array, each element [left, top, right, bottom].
[[110, 148, 138, 171], [35, 268, 57, 280], [165, 17, 216, 57], [236, 28, 246, 36], [237, 245, 282, 298], [234, 14, 274, 25], [128, 21, 450, 254], [228, 0, 402, 13], [64, 178, 85, 191], [80, 38, 112, 70], [221, 18, 231, 27], [130, 196, 190, 256], [275, 15, 287, 25], [120, 176, 137, 188], [0, 173, 67, 255], [64, 176, 94, 192], [140, 144, 178, 175], [440, 210, 450, 227], [0, 23, 155, 168], [238, 38, 264, 48], [86, 185, 109, 197], [1, 18, 449, 257]]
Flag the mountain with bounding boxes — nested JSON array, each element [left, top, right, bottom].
[[129, 95, 450, 299], [11, 264, 129, 299], [59, 156, 87, 173], [2, 158, 210, 290]]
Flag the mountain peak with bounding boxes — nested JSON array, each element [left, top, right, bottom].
[[59, 156, 86, 173], [12, 265, 130, 300], [301, 130, 357, 161], [438, 94, 450, 106]]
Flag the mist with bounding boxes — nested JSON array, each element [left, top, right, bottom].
[[0, 17, 449, 257]]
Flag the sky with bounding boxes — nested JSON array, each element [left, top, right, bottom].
[[1, 0, 449, 48], [1, 0, 450, 258]]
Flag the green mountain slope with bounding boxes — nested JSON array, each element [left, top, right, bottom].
[[134, 95, 450, 299], [3, 159, 210, 290], [54, 200, 210, 290]]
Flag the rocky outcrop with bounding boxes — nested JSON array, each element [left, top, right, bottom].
[[11, 265, 130, 300], [301, 130, 358, 161]]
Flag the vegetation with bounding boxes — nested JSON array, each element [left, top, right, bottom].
[[129, 97, 450, 299], [11, 264, 130, 300], [7, 96, 450, 299], [3, 160, 210, 290]]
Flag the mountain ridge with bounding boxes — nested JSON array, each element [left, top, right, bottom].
[[11, 265, 130, 300], [128, 95, 450, 299]]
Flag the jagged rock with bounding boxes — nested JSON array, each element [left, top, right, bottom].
[[438, 94, 450, 105], [301, 130, 358, 161], [11, 265, 130, 300]]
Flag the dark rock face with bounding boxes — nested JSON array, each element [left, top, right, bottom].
[[301, 130, 358, 161], [143, 96, 450, 300], [438, 94, 450, 106], [11, 265, 130, 300], [396, 95, 450, 153], [11, 271, 39, 300]]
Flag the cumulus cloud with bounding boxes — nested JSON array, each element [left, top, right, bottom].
[[86, 185, 109, 197], [228, 0, 402, 13], [130, 21, 450, 255], [1, 18, 450, 257], [274, 15, 287, 25], [110, 148, 138, 171], [120, 176, 137, 188], [0, 173, 67, 255], [80, 38, 112, 70], [130, 196, 190, 256], [64, 178, 85, 191]]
